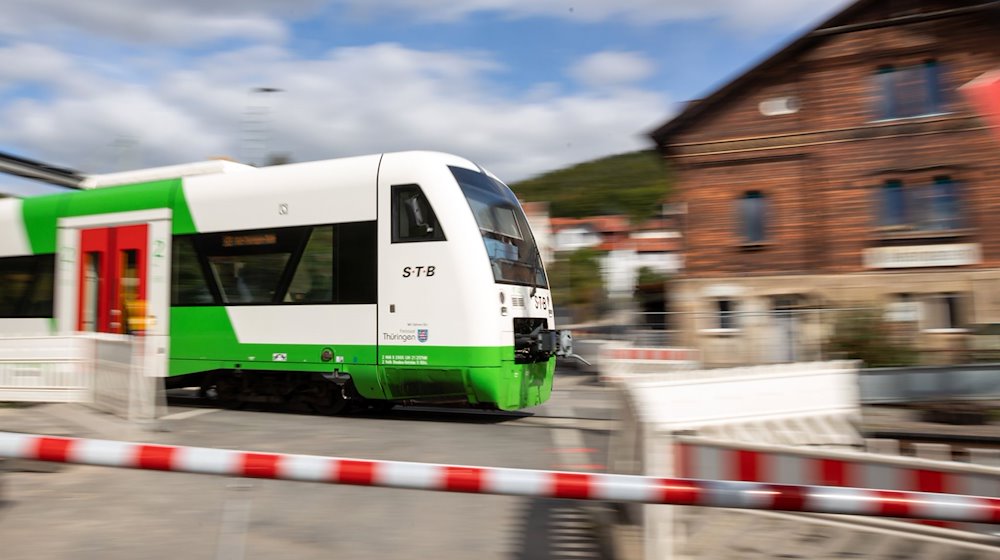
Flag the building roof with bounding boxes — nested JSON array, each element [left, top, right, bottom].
[[649, 0, 1000, 148], [550, 215, 631, 234]]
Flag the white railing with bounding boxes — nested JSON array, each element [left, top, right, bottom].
[[0, 336, 92, 403], [0, 334, 163, 426]]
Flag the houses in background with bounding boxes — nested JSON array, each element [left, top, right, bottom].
[[548, 211, 683, 299], [649, 0, 1000, 366]]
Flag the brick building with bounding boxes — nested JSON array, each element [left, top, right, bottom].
[[650, 0, 1000, 366]]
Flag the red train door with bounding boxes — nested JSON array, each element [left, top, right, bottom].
[[77, 224, 148, 334]]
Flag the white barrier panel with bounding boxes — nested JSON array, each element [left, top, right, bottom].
[[626, 360, 861, 433], [0, 334, 162, 426], [1, 431, 998, 526], [0, 336, 91, 403]]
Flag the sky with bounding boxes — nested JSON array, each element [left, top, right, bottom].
[[0, 0, 855, 196]]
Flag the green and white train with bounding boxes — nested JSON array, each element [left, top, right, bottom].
[[0, 151, 572, 413]]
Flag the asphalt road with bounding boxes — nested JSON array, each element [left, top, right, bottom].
[[0, 370, 616, 560]]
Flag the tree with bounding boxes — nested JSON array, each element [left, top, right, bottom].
[[511, 151, 672, 225], [827, 308, 918, 367], [548, 248, 607, 324]]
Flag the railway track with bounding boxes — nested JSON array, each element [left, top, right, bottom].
[[164, 387, 618, 430]]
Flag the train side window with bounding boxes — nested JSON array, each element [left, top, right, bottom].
[[336, 221, 377, 304], [191, 227, 308, 305], [171, 236, 215, 305], [288, 226, 335, 303], [0, 255, 55, 317], [23, 256, 55, 316], [392, 184, 446, 243]]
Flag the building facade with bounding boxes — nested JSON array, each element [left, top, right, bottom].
[[651, 0, 1000, 366]]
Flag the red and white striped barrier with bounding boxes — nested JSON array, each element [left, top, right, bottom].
[[676, 440, 999, 497], [676, 438, 1000, 530], [604, 347, 698, 362], [2, 431, 998, 524]]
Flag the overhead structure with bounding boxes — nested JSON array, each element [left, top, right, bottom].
[[0, 151, 84, 189]]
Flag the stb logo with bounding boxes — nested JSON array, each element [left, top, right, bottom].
[[417, 329, 428, 343]]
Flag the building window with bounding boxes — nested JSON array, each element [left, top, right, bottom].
[[927, 176, 961, 230], [875, 60, 944, 120], [876, 177, 962, 231], [717, 299, 738, 330], [923, 293, 966, 330], [885, 293, 920, 322], [738, 191, 766, 243], [879, 180, 905, 227]]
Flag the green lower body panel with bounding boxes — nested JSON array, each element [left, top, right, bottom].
[[169, 307, 555, 409]]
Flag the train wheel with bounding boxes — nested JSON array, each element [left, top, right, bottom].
[[211, 375, 241, 409], [310, 384, 348, 416]]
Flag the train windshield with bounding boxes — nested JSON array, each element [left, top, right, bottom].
[[451, 166, 547, 288]]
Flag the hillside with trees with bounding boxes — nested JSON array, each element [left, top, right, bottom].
[[509, 150, 671, 224]]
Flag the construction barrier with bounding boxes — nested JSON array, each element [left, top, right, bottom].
[[0, 431, 997, 525]]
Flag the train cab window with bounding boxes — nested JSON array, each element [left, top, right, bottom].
[[0, 255, 55, 317], [451, 165, 547, 288], [392, 184, 446, 243]]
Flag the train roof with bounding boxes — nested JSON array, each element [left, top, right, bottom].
[[76, 151, 488, 192], [79, 159, 257, 189]]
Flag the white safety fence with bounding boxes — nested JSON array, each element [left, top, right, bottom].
[[0, 334, 164, 425], [607, 360, 1000, 560], [597, 345, 699, 383]]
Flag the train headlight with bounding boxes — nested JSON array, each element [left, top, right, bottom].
[[501, 306, 508, 316], [499, 291, 505, 304], [321, 348, 334, 362]]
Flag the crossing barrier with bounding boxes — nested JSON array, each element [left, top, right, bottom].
[[605, 360, 1000, 559], [0, 431, 998, 525]]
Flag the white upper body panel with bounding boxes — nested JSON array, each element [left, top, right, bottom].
[[0, 199, 31, 257], [183, 155, 380, 233]]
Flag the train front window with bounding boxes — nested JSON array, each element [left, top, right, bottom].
[[451, 165, 547, 288]]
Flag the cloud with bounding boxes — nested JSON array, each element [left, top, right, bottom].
[[330, 0, 856, 30], [0, 0, 313, 46], [0, 42, 670, 183], [0, 1, 862, 48], [569, 51, 655, 89]]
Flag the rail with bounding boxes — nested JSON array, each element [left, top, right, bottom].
[[1, 432, 998, 525]]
